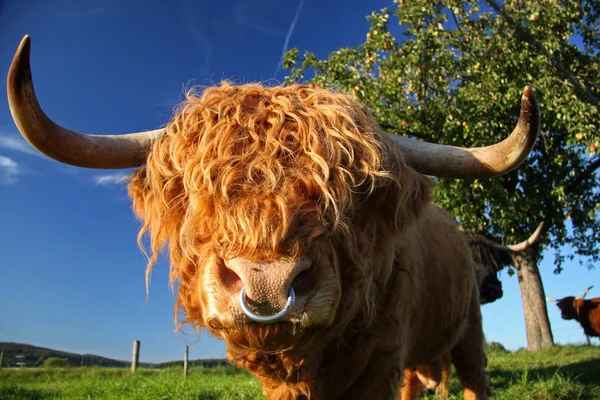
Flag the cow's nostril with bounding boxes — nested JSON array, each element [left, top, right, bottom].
[[292, 263, 317, 294], [217, 259, 242, 292]]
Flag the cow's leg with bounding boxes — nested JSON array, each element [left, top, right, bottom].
[[434, 353, 451, 400], [399, 368, 422, 400], [398, 356, 449, 400], [416, 358, 443, 390], [450, 296, 488, 400], [586, 335, 591, 345]]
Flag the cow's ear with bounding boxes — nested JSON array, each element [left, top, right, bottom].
[[128, 165, 150, 222], [128, 163, 187, 247], [128, 165, 170, 245], [404, 169, 433, 219], [363, 161, 432, 236], [395, 168, 433, 232], [368, 134, 433, 233]]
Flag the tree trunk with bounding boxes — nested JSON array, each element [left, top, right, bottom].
[[512, 248, 554, 350]]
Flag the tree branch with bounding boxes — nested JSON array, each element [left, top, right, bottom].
[[450, 8, 464, 37]]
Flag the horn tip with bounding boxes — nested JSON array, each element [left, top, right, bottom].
[[521, 86, 539, 109], [11, 34, 32, 68], [517, 86, 540, 143], [16, 35, 31, 57], [8, 34, 33, 96]]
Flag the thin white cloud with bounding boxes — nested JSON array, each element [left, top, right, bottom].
[[0, 155, 20, 184], [0, 134, 46, 158], [94, 172, 128, 187], [274, 0, 305, 76]]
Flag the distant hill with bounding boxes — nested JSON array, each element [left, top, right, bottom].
[[0, 342, 229, 369], [0, 342, 133, 368]]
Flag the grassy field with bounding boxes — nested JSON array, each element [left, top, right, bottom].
[[1, 344, 599, 399]]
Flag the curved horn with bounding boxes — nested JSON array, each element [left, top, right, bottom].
[[481, 222, 544, 254], [487, 222, 545, 253], [385, 86, 539, 179], [576, 285, 593, 300], [505, 222, 545, 252], [546, 296, 557, 302], [7, 35, 163, 169]]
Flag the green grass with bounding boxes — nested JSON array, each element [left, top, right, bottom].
[[1, 344, 599, 399], [0, 366, 262, 400], [424, 344, 600, 400]]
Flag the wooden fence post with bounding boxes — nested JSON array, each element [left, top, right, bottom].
[[184, 345, 189, 378], [131, 340, 140, 373], [0, 350, 3, 368]]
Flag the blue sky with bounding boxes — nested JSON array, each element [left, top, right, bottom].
[[0, 0, 598, 364]]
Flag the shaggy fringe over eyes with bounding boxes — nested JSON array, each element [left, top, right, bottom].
[[128, 81, 408, 328]]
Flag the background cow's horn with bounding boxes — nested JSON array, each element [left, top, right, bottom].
[[505, 222, 545, 252], [576, 285, 593, 300], [7, 35, 163, 169], [384, 86, 539, 179], [484, 222, 544, 254], [545, 297, 557, 302]]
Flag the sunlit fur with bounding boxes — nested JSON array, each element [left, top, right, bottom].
[[128, 82, 487, 399]]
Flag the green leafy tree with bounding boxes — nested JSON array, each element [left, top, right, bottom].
[[43, 357, 70, 369], [284, 0, 599, 350]]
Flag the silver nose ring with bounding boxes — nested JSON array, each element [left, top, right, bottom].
[[239, 286, 295, 323]]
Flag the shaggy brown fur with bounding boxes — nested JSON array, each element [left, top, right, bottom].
[[128, 82, 487, 399]]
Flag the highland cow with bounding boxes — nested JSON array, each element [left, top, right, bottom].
[[402, 223, 546, 400], [7, 35, 540, 400], [547, 286, 600, 345]]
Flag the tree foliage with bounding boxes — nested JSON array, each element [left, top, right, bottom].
[[284, 0, 600, 271], [43, 357, 70, 369]]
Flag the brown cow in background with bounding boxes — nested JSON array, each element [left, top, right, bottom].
[[547, 286, 600, 345], [7, 36, 540, 400]]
